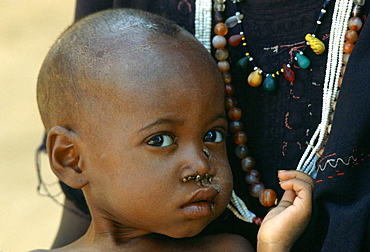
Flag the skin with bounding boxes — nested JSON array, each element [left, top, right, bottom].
[[35, 9, 314, 251]]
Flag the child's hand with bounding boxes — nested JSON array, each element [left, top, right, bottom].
[[257, 170, 315, 252]]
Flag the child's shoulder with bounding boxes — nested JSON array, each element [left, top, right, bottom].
[[200, 233, 254, 252]]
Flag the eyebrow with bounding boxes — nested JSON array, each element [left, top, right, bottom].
[[139, 114, 227, 132]]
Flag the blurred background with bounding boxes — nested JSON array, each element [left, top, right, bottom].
[[0, 1, 76, 250]]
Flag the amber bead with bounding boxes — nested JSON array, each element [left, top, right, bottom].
[[247, 69, 263, 87], [225, 84, 235, 96], [215, 48, 229, 61], [218, 61, 230, 72], [235, 145, 249, 159], [283, 64, 295, 82], [214, 22, 228, 36], [228, 107, 242, 121], [212, 35, 227, 49], [223, 72, 232, 84], [241, 156, 255, 172], [348, 17, 363, 31], [338, 76, 343, 88], [234, 131, 247, 145], [259, 189, 277, 207], [245, 169, 260, 184], [343, 42, 355, 54], [228, 34, 244, 46], [250, 182, 265, 198], [225, 97, 237, 110], [352, 4, 363, 17], [343, 54, 350, 64], [229, 121, 243, 132], [345, 30, 359, 43]]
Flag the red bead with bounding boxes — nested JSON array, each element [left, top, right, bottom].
[[241, 156, 255, 172], [225, 84, 235, 96], [228, 107, 242, 121], [253, 217, 263, 225], [228, 34, 244, 46], [225, 97, 237, 110], [283, 64, 295, 82], [214, 22, 228, 36], [233, 131, 247, 145], [250, 182, 265, 197], [259, 189, 277, 207], [345, 30, 358, 43], [348, 17, 363, 31]]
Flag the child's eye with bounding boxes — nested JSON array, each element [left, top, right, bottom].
[[204, 130, 224, 143], [147, 134, 175, 147]]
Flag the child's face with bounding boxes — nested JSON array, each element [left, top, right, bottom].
[[76, 38, 232, 239]]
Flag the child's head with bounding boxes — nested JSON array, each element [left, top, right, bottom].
[[37, 9, 232, 239]]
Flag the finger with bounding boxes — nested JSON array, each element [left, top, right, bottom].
[[279, 178, 313, 203], [278, 170, 315, 189]]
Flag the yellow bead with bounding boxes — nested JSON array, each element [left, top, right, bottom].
[[247, 69, 263, 87], [305, 33, 325, 55]]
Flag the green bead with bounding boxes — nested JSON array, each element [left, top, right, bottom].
[[263, 75, 277, 93], [236, 56, 250, 71], [296, 53, 310, 69]]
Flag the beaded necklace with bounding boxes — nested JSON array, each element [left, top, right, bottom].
[[195, 0, 366, 224]]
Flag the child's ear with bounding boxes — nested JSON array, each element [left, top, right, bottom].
[[47, 125, 88, 189]]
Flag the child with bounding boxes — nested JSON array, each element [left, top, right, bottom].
[[35, 8, 314, 251]]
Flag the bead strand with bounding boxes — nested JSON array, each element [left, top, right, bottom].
[[195, 0, 213, 52]]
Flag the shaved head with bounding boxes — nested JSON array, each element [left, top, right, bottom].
[[37, 8, 219, 135]]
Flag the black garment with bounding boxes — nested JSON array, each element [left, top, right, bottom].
[[53, 0, 370, 250]]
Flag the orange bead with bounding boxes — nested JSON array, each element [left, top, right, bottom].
[[259, 189, 277, 207], [214, 22, 228, 36], [348, 17, 363, 31], [218, 61, 230, 72], [228, 107, 242, 121], [343, 42, 355, 54], [234, 131, 247, 145]]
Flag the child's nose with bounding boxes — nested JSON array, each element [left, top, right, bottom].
[[180, 145, 215, 180]]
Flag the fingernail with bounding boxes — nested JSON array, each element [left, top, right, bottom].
[[278, 170, 287, 173]]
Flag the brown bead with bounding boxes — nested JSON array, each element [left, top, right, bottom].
[[253, 217, 263, 225], [341, 65, 346, 76], [345, 30, 358, 43], [352, 4, 363, 17], [228, 34, 244, 46], [229, 121, 243, 132], [214, 22, 228, 36], [225, 84, 235, 96], [343, 42, 355, 54], [215, 48, 229, 61], [235, 145, 249, 159], [259, 189, 277, 207], [348, 17, 363, 31], [228, 107, 242, 121], [223, 72, 232, 84], [234, 131, 247, 145], [225, 97, 237, 110], [250, 182, 265, 198], [214, 11, 224, 23], [343, 54, 350, 64], [245, 169, 260, 184], [338, 76, 343, 88], [217, 61, 230, 72], [241, 156, 255, 172]]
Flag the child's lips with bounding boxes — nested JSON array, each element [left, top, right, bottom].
[[181, 187, 218, 219]]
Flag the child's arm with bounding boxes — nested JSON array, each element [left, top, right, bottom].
[[257, 170, 315, 252]]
